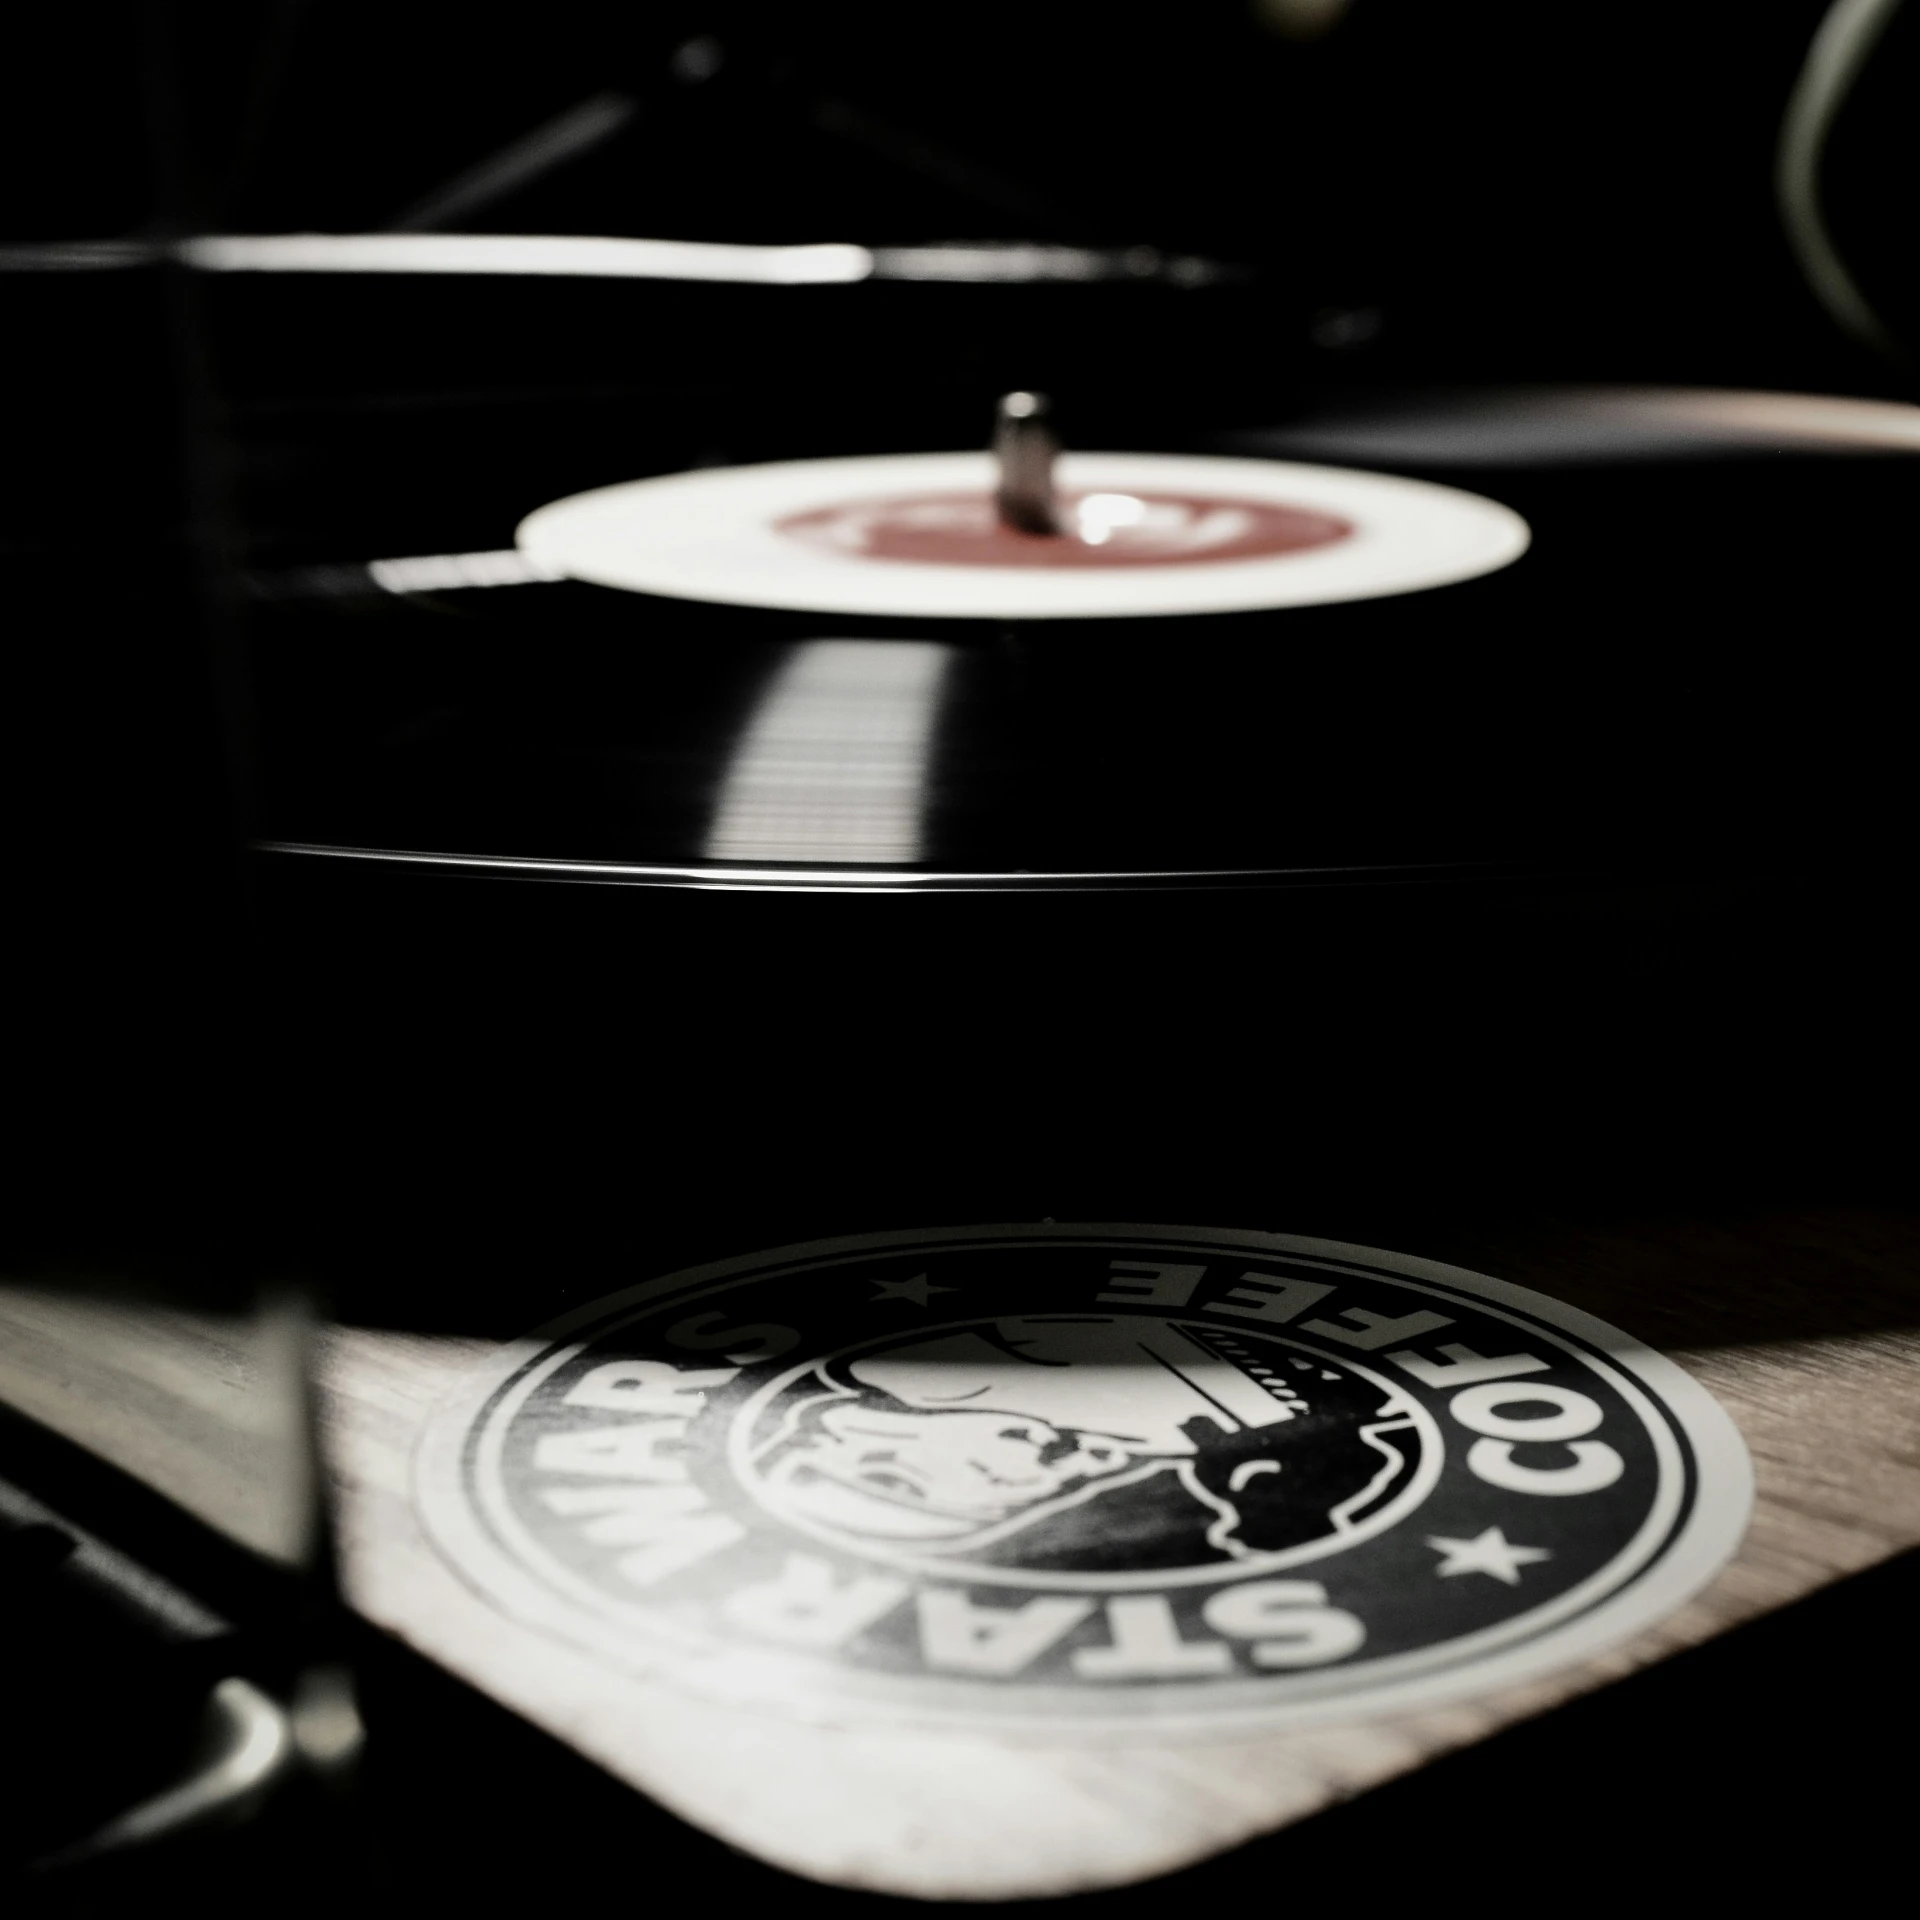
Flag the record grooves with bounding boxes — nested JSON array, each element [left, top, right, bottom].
[[250, 402, 1914, 899]]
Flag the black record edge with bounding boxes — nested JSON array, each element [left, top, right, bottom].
[[253, 839, 1554, 896]]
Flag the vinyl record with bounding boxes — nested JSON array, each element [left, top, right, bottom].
[[514, 452, 1530, 619], [249, 384, 1919, 893]]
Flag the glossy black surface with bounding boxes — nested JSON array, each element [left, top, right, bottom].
[[249, 424, 1915, 890]]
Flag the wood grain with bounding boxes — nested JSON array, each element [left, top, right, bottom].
[[314, 1206, 1920, 1899], [0, 1283, 315, 1566]]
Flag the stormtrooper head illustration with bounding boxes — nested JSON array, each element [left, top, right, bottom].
[[750, 1315, 1413, 1566]]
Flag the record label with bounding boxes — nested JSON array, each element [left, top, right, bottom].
[[415, 1225, 1749, 1732], [515, 454, 1530, 618], [777, 488, 1353, 567]]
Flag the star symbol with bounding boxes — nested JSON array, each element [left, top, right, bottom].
[[1426, 1527, 1552, 1586], [869, 1273, 956, 1307]]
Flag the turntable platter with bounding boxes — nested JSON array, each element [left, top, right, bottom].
[[247, 384, 1916, 891]]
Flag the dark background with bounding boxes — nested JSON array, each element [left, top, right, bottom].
[[12, 0, 1909, 1261], [11, 0, 1920, 383]]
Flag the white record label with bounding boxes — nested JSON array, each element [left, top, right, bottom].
[[516, 453, 1531, 620]]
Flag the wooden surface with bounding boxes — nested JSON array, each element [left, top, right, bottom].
[[315, 1206, 1920, 1900], [0, 1282, 315, 1567]]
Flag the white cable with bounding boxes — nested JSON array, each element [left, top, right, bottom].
[[1777, 0, 1909, 364]]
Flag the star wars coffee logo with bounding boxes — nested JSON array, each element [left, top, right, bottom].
[[422, 1228, 1751, 1726]]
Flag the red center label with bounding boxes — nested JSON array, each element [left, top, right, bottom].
[[774, 490, 1354, 569]]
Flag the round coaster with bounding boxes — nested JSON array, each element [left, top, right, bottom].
[[415, 1223, 1750, 1734], [515, 453, 1531, 619]]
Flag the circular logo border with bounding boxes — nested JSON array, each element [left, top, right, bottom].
[[414, 1225, 1752, 1738]]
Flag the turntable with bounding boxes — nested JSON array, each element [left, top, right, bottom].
[[6, 4, 1920, 1909]]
